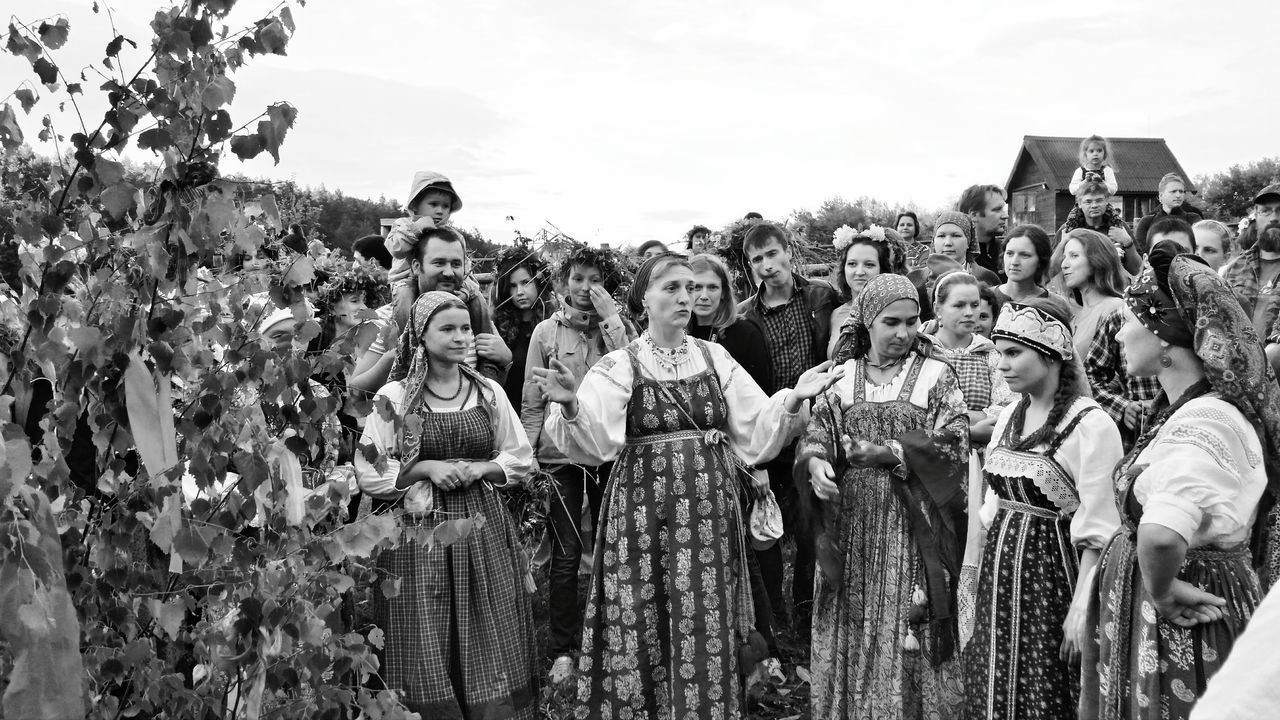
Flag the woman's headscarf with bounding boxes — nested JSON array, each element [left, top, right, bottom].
[[833, 273, 921, 363], [389, 291, 489, 463], [1127, 243, 1280, 580], [931, 211, 977, 264]]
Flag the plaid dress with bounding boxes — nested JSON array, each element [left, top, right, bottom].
[[374, 396, 539, 719]]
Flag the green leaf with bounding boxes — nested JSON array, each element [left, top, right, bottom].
[[137, 126, 173, 152], [256, 20, 289, 55], [172, 526, 208, 565], [283, 256, 314, 286], [104, 34, 127, 58], [204, 109, 232, 143], [153, 596, 185, 640], [0, 104, 25, 151], [32, 57, 58, 88], [6, 24, 40, 62], [430, 513, 486, 550], [100, 181, 137, 219], [229, 133, 264, 160], [94, 158, 126, 187], [124, 351, 178, 476], [200, 75, 236, 110], [334, 513, 398, 559], [37, 18, 70, 50], [14, 87, 37, 114], [0, 490, 87, 719], [149, 492, 182, 549]]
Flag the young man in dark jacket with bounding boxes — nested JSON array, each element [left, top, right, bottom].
[[1133, 173, 1204, 254], [736, 222, 841, 643]]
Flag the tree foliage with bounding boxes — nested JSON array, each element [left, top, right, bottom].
[[1, 4, 421, 718], [788, 195, 931, 248], [1195, 157, 1280, 220]]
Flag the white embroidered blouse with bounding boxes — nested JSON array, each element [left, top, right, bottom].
[[1131, 395, 1267, 548], [543, 337, 806, 467], [354, 377, 535, 512]]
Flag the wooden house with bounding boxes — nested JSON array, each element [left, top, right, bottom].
[[1004, 136, 1196, 233]]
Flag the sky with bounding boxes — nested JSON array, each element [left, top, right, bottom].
[[3, 0, 1277, 248]]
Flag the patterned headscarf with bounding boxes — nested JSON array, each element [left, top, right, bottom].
[[1139, 247, 1280, 578], [1124, 241, 1195, 349], [932, 211, 978, 265], [390, 291, 489, 463], [833, 274, 921, 362]]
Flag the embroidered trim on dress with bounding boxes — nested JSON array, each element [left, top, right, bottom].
[[984, 448, 1080, 514]]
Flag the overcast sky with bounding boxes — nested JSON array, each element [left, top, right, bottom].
[[4, 0, 1277, 247]]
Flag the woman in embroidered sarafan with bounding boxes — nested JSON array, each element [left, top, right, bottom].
[[960, 297, 1123, 720], [535, 253, 841, 720], [1080, 243, 1280, 720], [799, 273, 970, 720], [354, 291, 539, 719]]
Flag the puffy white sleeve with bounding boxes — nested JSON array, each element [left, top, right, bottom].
[[1135, 400, 1267, 546], [483, 377, 536, 486], [1064, 406, 1125, 550], [353, 382, 430, 510], [1103, 166, 1119, 195], [543, 350, 634, 466], [1069, 167, 1086, 195], [710, 342, 806, 466]]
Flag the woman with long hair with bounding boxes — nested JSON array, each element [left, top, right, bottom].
[[1081, 245, 1280, 720], [535, 253, 841, 718], [1052, 228, 1127, 361], [828, 228, 894, 359], [688, 252, 783, 677], [354, 291, 538, 719], [800, 273, 970, 719], [961, 296, 1124, 719], [491, 246, 556, 408]]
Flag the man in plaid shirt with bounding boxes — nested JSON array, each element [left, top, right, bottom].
[[1085, 308, 1161, 449], [737, 222, 841, 643]]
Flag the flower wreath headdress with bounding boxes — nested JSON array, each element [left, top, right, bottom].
[[833, 224, 888, 252]]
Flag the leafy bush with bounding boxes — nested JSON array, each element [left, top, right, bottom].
[[0, 4, 421, 718]]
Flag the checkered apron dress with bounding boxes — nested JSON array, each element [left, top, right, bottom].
[[374, 394, 538, 719]]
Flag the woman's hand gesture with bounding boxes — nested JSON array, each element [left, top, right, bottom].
[[787, 361, 844, 411], [1151, 579, 1228, 628], [531, 359, 579, 407], [808, 457, 840, 501]]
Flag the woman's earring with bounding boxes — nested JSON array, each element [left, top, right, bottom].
[[1159, 343, 1173, 368]]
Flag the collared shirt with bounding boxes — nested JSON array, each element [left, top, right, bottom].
[[1222, 247, 1280, 340], [757, 289, 817, 391], [1084, 307, 1162, 448]]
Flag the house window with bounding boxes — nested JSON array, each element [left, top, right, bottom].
[[1013, 190, 1037, 226]]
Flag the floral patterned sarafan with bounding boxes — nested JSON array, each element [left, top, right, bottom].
[[798, 351, 969, 719], [574, 342, 754, 720]]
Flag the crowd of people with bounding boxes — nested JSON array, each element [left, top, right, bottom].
[[43, 143, 1278, 719]]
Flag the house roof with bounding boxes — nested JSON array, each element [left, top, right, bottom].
[[1006, 135, 1196, 195]]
